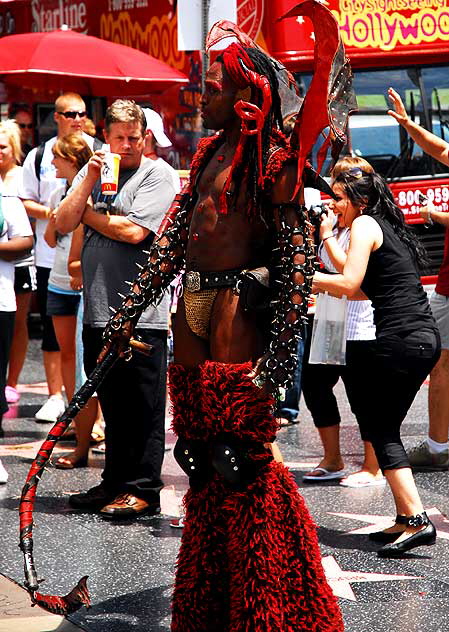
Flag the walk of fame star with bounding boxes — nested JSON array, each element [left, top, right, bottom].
[[322, 556, 421, 600]]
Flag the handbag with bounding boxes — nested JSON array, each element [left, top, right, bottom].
[[308, 291, 347, 365]]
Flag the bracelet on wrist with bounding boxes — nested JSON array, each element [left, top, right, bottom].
[[322, 234, 334, 242]]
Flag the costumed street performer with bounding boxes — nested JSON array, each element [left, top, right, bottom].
[[17, 1, 356, 628], [100, 3, 355, 629]]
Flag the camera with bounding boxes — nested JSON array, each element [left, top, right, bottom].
[[308, 203, 328, 229]]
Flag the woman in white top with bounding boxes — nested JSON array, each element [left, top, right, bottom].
[[44, 134, 101, 469], [0, 120, 36, 405], [0, 179, 33, 447]]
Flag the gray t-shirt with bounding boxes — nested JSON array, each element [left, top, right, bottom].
[[71, 159, 176, 329]]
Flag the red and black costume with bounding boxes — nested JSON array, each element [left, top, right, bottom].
[[103, 4, 351, 628]]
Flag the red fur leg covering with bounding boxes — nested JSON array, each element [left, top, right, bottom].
[[169, 362, 343, 632], [169, 365, 230, 628]]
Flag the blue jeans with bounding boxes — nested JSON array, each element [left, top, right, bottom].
[[277, 335, 305, 422]]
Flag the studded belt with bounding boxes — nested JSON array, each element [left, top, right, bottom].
[[184, 268, 243, 292]]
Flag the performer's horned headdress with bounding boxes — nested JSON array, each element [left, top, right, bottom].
[[205, 2, 357, 205]]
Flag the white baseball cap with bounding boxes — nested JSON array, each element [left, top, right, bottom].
[[142, 108, 172, 148]]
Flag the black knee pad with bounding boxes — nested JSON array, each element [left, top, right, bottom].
[[211, 440, 273, 486], [173, 438, 210, 483], [211, 442, 245, 485]]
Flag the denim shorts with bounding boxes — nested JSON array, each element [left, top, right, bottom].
[[430, 291, 449, 350], [47, 290, 80, 317]]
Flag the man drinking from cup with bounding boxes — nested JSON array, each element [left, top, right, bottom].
[[55, 100, 178, 519]]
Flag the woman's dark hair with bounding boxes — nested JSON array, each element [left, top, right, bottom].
[[335, 170, 429, 268]]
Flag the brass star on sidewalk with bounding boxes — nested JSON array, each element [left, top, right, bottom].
[[329, 507, 449, 539], [322, 556, 421, 601]]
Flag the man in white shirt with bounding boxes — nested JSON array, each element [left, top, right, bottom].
[[20, 92, 97, 423]]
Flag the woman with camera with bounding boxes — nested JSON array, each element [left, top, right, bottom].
[[302, 157, 383, 487], [312, 167, 440, 557]]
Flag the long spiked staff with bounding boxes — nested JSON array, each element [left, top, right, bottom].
[[19, 341, 152, 614], [18, 188, 190, 615]]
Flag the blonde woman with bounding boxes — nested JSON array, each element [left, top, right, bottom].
[[0, 120, 36, 405]]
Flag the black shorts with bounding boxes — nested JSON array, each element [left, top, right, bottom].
[[47, 290, 80, 317], [14, 266, 36, 294], [36, 266, 60, 352]]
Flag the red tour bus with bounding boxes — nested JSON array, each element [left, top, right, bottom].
[[263, 0, 449, 288]]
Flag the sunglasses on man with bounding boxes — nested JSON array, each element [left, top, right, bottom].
[[18, 123, 33, 129], [57, 111, 87, 119]]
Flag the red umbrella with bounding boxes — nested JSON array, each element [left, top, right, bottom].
[[0, 27, 188, 95]]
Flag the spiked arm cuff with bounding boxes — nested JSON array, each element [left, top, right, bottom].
[[102, 193, 191, 347], [264, 203, 315, 392]]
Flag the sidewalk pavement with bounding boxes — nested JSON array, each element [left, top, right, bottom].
[[0, 575, 82, 632]]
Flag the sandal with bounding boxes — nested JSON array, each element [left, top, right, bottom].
[[92, 441, 106, 454], [90, 423, 105, 444], [54, 454, 88, 469], [303, 467, 346, 482]]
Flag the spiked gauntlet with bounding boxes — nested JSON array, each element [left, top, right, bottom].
[[102, 192, 192, 354], [262, 203, 315, 392]]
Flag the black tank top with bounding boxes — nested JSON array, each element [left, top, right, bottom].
[[360, 217, 436, 337]]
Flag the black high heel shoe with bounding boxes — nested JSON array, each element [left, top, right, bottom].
[[377, 512, 436, 558], [369, 515, 407, 544]]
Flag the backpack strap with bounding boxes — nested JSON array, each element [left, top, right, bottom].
[[34, 142, 45, 181]]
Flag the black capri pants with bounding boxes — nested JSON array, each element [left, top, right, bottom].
[[302, 324, 376, 441], [363, 328, 440, 472]]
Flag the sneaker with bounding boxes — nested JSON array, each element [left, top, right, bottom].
[[35, 395, 65, 423], [5, 386, 20, 404], [407, 440, 449, 471], [0, 459, 8, 484], [169, 516, 185, 528], [69, 484, 115, 510]]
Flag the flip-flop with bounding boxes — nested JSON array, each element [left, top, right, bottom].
[[339, 475, 386, 488], [279, 417, 300, 427], [303, 467, 346, 482]]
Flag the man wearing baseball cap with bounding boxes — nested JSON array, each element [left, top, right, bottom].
[[142, 108, 180, 192]]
